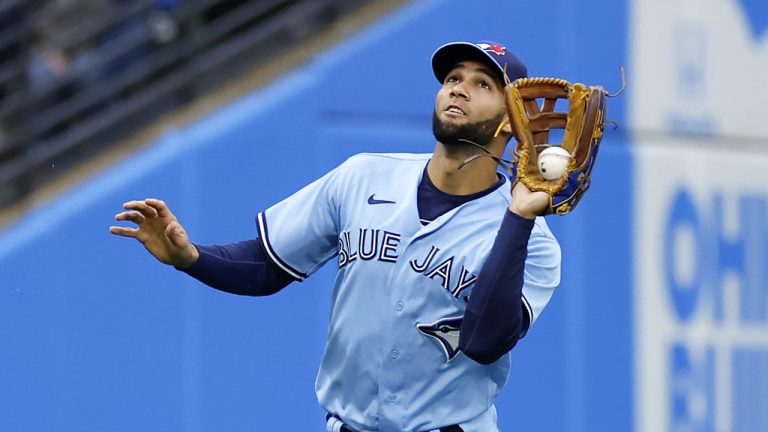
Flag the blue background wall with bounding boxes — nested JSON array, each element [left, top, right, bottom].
[[0, 0, 631, 430]]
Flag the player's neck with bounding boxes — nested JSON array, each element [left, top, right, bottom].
[[428, 143, 501, 195]]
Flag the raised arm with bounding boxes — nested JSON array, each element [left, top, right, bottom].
[[459, 182, 554, 364], [110, 198, 297, 295]]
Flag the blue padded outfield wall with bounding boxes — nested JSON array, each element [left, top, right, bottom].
[[1, 0, 766, 430]]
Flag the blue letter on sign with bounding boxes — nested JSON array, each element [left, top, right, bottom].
[[664, 189, 703, 321], [669, 344, 715, 432]]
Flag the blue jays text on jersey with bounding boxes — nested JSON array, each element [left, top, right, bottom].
[[338, 228, 479, 301], [257, 153, 561, 432]]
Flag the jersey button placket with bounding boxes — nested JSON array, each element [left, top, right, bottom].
[[377, 243, 414, 429]]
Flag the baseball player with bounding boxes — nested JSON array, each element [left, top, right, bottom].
[[110, 40, 561, 432]]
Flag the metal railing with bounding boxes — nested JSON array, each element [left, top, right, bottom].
[[0, 0, 371, 207]]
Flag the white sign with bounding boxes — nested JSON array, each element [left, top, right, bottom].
[[630, 0, 768, 138], [634, 139, 768, 432]]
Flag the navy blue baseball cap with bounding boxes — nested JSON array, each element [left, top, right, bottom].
[[431, 40, 527, 85]]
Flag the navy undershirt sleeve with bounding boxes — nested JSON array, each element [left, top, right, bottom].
[[459, 210, 534, 365], [178, 240, 297, 296]]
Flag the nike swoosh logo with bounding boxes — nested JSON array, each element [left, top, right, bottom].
[[367, 194, 396, 205]]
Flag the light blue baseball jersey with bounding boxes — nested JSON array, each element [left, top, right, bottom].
[[257, 153, 561, 432]]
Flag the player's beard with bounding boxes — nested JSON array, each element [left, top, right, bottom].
[[432, 110, 505, 150]]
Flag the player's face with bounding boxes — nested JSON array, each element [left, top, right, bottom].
[[433, 60, 507, 147]]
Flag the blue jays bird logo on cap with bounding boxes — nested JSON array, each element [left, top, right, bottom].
[[477, 42, 506, 56]]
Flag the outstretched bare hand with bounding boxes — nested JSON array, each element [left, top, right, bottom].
[[109, 198, 199, 268]]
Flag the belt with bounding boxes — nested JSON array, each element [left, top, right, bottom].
[[326, 414, 463, 432]]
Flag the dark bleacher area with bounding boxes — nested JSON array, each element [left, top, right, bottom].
[[0, 0, 373, 208]]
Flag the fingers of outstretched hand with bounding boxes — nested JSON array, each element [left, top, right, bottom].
[[144, 198, 173, 218], [122, 200, 160, 218], [110, 210, 146, 237], [109, 225, 139, 238], [114, 211, 146, 225]]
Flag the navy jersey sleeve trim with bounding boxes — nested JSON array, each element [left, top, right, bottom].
[[519, 294, 532, 339], [257, 211, 308, 281]]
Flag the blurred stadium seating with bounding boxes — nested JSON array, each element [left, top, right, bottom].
[[0, 0, 375, 209]]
